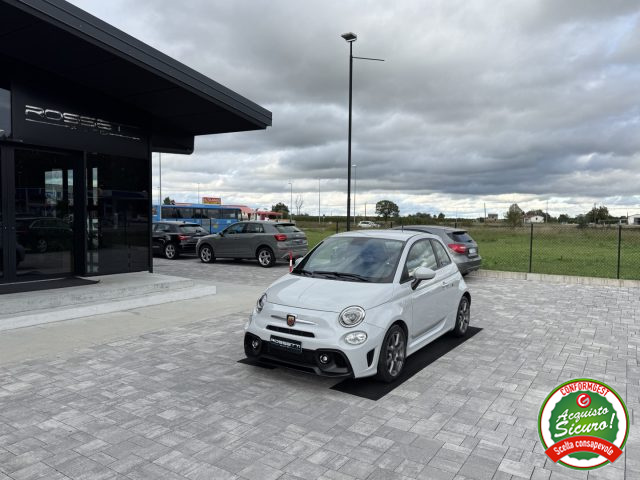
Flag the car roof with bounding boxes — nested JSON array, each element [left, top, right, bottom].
[[332, 229, 438, 241], [393, 225, 466, 233]]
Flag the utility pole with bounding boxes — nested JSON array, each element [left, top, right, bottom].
[[484, 202, 487, 222], [158, 152, 162, 207], [318, 178, 321, 223]]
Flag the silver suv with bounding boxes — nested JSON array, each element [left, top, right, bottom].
[[197, 221, 308, 267], [394, 225, 481, 275]]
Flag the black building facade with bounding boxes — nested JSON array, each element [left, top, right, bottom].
[[0, 0, 271, 287]]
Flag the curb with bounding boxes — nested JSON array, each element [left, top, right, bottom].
[[468, 269, 640, 288]]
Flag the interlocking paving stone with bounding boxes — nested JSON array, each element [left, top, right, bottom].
[[0, 267, 638, 479]]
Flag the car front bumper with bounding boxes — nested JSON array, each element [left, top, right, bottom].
[[245, 304, 385, 378]]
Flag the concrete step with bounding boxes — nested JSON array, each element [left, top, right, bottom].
[[0, 272, 216, 331]]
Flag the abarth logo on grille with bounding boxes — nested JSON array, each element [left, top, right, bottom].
[[286, 314, 296, 327]]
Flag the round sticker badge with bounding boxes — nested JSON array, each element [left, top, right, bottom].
[[538, 378, 629, 470]]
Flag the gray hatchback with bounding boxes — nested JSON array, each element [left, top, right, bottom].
[[196, 221, 308, 268], [394, 225, 481, 275]]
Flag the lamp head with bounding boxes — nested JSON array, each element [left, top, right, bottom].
[[341, 32, 357, 43]]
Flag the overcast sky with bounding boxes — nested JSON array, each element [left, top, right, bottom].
[[70, 0, 640, 218]]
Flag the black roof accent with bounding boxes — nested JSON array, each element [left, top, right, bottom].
[[0, 0, 271, 147]]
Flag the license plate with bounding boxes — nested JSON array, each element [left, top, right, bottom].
[[269, 335, 302, 354]]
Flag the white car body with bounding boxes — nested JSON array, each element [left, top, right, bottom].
[[244, 230, 470, 379], [358, 220, 379, 228]]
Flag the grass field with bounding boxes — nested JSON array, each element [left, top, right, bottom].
[[296, 222, 640, 280]]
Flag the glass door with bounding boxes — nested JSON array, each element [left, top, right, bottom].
[[14, 149, 78, 280]]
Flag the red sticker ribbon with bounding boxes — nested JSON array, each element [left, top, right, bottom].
[[545, 436, 623, 463]]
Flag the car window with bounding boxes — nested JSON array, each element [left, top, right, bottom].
[[431, 240, 452, 268], [297, 236, 404, 283], [224, 223, 246, 235], [403, 239, 438, 281], [274, 224, 301, 233], [246, 223, 264, 233], [179, 225, 205, 234], [447, 231, 474, 243]]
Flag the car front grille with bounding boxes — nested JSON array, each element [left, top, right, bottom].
[[266, 325, 315, 338]]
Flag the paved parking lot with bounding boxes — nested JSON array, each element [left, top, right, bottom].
[[0, 258, 638, 479]]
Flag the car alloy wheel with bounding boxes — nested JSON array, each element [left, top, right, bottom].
[[452, 296, 470, 337], [199, 245, 215, 263], [164, 243, 177, 259], [377, 324, 406, 383], [257, 247, 275, 268]]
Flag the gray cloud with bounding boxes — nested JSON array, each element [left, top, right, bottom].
[[71, 0, 640, 217]]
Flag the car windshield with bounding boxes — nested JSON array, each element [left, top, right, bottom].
[[179, 225, 205, 234], [295, 236, 404, 283]]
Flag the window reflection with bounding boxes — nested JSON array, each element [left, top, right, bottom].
[[0, 87, 10, 138]]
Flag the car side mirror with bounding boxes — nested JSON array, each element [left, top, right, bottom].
[[411, 266, 436, 290], [294, 257, 303, 267]]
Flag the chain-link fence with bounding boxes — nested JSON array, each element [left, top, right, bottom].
[[467, 224, 640, 280], [298, 221, 640, 280]]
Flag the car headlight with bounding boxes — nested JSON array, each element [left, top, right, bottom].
[[339, 306, 365, 328], [256, 293, 267, 313], [344, 331, 367, 345]]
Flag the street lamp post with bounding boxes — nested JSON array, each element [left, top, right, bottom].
[[341, 32, 383, 231], [352, 164, 357, 220], [288, 182, 293, 220]]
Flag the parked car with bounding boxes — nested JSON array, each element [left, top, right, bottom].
[[358, 220, 379, 228], [197, 221, 308, 268], [244, 230, 470, 381], [15, 217, 72, 253], [393, 225, 481, 275], [152, 221, 207, 259]]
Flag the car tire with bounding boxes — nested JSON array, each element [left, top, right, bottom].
[[199, 244, 215, 263], [452, 295, 470, 337], [256, 247, 275, 268], [163, 242, 178, 260], [36, 238, 47, 253], [376, 324, 406, 383]]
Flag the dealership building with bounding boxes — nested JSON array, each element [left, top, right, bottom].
[[0, 0, 271, 289]]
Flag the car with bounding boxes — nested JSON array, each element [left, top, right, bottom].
[[15, 217, 73, 253], [393, 225, 481, 275], [358, 220, 379, 228], [197, 221, 308, 268], [244, 229, 471, 382], [152, 221, 207, 259]]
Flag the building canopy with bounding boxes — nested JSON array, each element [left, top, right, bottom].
[[0, 0, 272, 153]]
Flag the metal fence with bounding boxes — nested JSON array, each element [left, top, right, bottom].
[[466, 224, 640, 280]]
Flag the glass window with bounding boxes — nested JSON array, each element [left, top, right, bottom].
[[220, 208, 240, 219], [206, 208, 221, 219], [431, 240, 452, 268], [447, 231, 474, 243], [177, 207, 194, 219], [297, 236, 404, 283], [0, 87, 10, 138], [178, 225, 205, 234], [404, 239, 438, 279], [224, 223, 246, 235], [274, 224, 301, 233], [246, 223, 264, 233]]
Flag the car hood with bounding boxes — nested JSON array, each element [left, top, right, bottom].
[[266, 275, 394, 313]]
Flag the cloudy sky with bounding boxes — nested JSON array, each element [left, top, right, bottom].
[[70, 0, 640, 219]]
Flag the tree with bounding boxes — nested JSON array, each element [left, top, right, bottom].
[[437, 212, 445, 221], [163, 196, 175, 205], [375, 200, 399, 221], [505, 203, 524, 227], [295, 194, 304, 215], [558, 214, 570, 224], [272, 202, 289, 216], [587, 205, 610, 223]]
